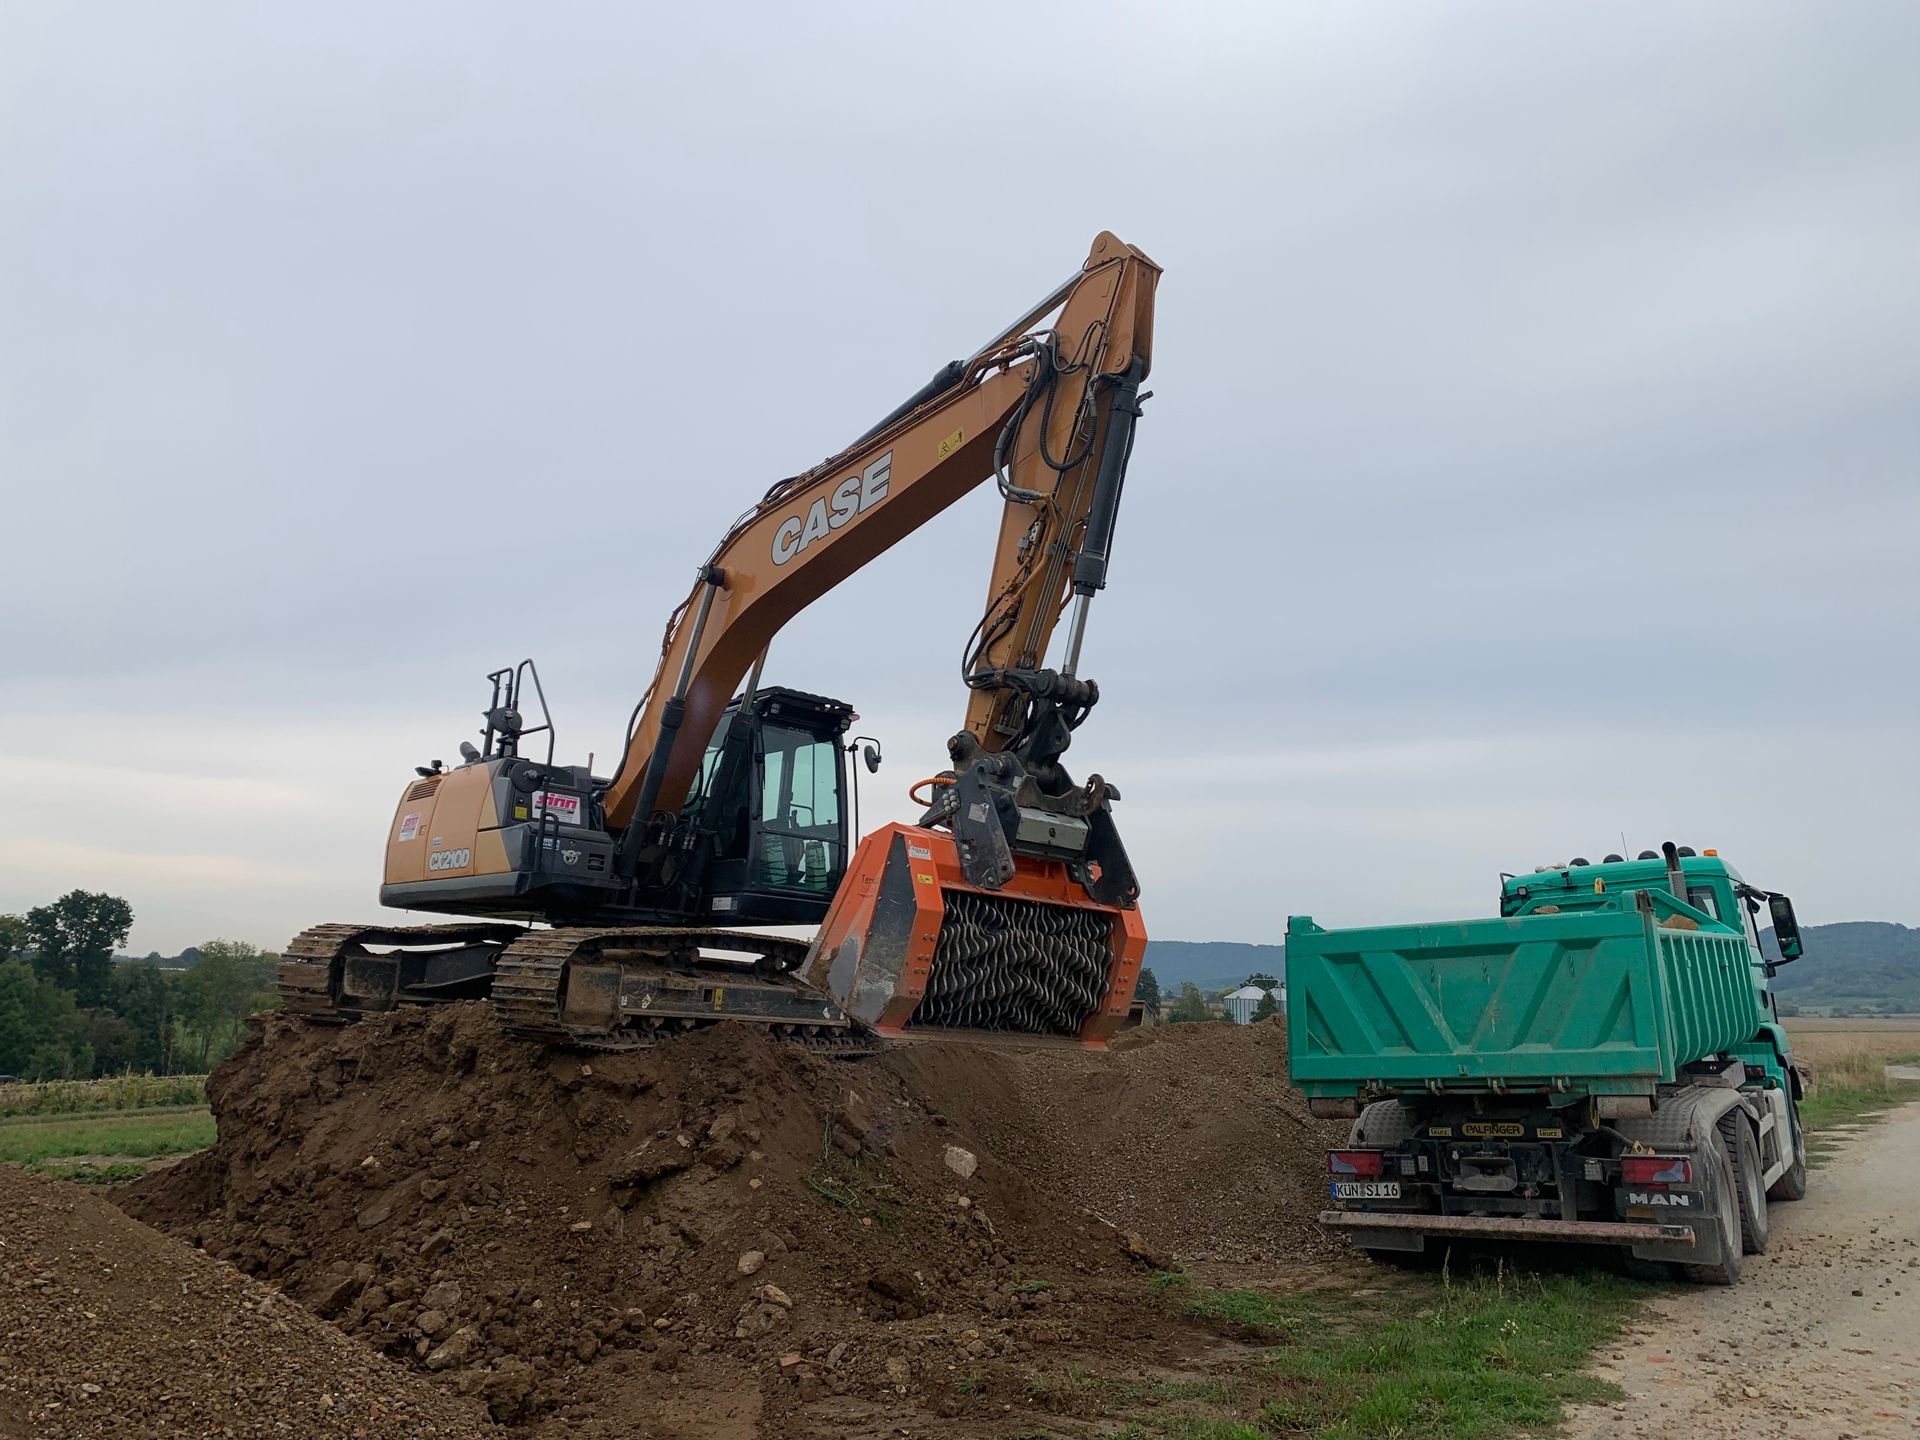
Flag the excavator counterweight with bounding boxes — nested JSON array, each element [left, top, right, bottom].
[[279, 232, 1159, 1053]]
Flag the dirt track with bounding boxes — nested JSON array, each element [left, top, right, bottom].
[[1568, 1084, 1920, 1439]]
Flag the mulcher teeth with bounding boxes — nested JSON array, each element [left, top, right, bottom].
[[909, 891, 1113, 1035]]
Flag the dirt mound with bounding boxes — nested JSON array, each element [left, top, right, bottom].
[[882, 1019, 1350, 1264], [122, 1005, 1345, 1435], [0, 1164, 494, 1439]]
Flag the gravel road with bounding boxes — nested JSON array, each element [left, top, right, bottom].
[[1568, 1084, 1920, 1440]]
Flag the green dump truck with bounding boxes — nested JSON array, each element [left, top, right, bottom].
[[1286, 844, 1809, 1284]]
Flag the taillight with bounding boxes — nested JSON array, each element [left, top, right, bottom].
[[1620, 1154, 1691, 1185], [1329, 1149, 1384, 1177]]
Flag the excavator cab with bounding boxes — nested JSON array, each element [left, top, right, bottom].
[[681, 686, 855, 924]]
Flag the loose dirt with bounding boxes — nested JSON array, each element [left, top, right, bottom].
[[880, 1020, 1350, 1264], [0, 1163, 496, 1439], [120, 1007, 1344, 1436], [1566, 1092, 1920, 1440]]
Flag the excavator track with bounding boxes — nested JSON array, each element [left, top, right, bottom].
[[277, 921, 527, 1020], [490, 926, 878, 1054], [278, 921, 877, 1056]]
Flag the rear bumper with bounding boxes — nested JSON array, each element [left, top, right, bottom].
[[1321, 1210, 1695, 1248]]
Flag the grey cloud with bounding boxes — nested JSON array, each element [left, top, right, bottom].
[[2, 3, 1915, 951]]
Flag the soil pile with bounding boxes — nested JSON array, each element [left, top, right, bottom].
[[0, 1163, 495, 1439], [122, 1005, 1347, 1436], [884, 1019, 1350, 1263]]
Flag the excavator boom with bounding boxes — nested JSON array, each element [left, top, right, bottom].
[[605, 231, 1158, 837]]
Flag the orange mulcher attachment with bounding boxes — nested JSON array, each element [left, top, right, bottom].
[[803, 821, 1147, 1049]]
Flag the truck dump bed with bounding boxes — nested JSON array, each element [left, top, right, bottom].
[[1286, 896, 1760, 1101]]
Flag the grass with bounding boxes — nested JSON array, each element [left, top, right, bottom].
[[0, 1107, 216, 1167], [47, 1161, 153, 1185], [0, 1073, 207, 1118], [1248, 1271, 1636, 1438], [1795, 1047, 1920, 1162], [1023, 1269, 1640, 1440]]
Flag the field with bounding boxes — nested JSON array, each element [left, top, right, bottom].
[[1780, 1019, 1920, 1139], [1784, 1015, 1920, 1064], [0, 1075, 216, 1182]]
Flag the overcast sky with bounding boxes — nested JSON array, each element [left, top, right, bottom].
[[3, 3, 1915, 956]]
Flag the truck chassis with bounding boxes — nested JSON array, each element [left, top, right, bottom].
[[1320, 1062, 1806, 1285]]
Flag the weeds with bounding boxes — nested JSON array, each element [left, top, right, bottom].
[[802, 1119, 866, 1209], [1798, 1048, 1920, 1145], [0, 1074, 207, 1119]]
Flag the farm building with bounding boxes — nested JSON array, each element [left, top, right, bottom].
[[1222, 982, 1284, 1024]]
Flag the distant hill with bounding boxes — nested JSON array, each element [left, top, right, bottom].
[[1765, 922, 1920, 1015], [1142, 939, 1285, 996]]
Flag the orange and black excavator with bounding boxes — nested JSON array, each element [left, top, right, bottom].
[[279, 232, 1158, 1052]]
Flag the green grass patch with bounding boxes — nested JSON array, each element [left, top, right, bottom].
[[1098, 1271, 1641, 1440], [1183, 1287, 1323, 1341], [41, 1161, 153, 1184], [0, 1106, 215, 1165], [1116, 1421, 1267, 1440], [1254, 1271, 1636, 1437]]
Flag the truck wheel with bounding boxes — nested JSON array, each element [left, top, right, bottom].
[[1722, 1111, 1770, 1254], [1768, 1091, 1809, 1203], [1678, 1133, 1743, 1286]]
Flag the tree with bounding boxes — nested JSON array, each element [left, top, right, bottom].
[[110, 963, 182, 1075], [1244, 972, 1278, 990], [177, 940, 278, 1070], [26, 891, 134, 1007], [1135, 967, 1162, 1015], [1251, 988, 1280, 1023], [0, 915, 28, 964], [1165, 981, 1211, 1024], [0, 959, 94, 1080]]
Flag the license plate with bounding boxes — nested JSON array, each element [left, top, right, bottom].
[[1332, 1180, 1401, 1200]]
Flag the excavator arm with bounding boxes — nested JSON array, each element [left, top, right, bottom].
[[603, 232, 1159, 862]]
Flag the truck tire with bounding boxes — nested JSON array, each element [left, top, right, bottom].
[[1678, 1131, 1744, 1286], [1722, 1110, 1769, 1254], [1768, 1091, 1809, 1203]]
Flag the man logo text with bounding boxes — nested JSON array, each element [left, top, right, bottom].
[[772, 453, 891, 566]]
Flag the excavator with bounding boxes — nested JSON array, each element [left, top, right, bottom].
[[278, 231, 1158, 1053]]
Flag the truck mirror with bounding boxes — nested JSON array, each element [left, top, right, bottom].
[[1768, 894, 1804, 962]]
